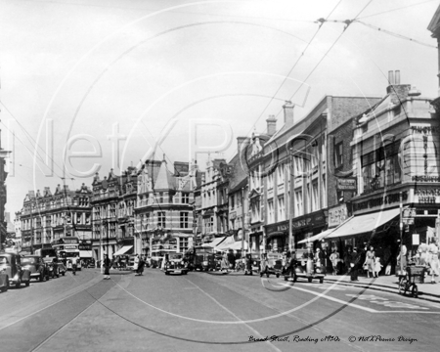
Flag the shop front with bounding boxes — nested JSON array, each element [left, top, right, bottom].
[[292, 210, 327, 250], [249, 225, 263, 253], [265, 221, 289, 253]]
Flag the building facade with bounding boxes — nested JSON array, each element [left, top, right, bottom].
[[135, 157, 196, 256], [19, 184, 92, 253]]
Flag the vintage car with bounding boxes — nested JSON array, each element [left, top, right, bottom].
[[164, 253, 188, 275], [244, 252, 261, 275], [261, 252, 284, 278], [0, 252, 31, 288], [0, 270, 8, 292], [21, 255, 51, 282], [284, 249, 325, 283]]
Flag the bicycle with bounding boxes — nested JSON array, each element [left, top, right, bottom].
[[398, 265, 425, 298]]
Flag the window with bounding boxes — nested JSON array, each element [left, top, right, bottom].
[[334, 141, 343, 168], [277, 164, 285, 184], [295, 191, 303, 216], [110, 204, 116, 217], [180, 237, 189, 252], [277, 196, 285, 221], [230, 193, 235, 209], [312, 182, 319, 211], [180, 212, 189, 229], [267, 199, 274, 223], [181, 193, 189, 204], [157, 211, 166, 228], [267, 172, 274, 189]]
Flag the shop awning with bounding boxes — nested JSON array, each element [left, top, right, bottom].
[[297, 228, 334, 244], [215, 236, 236, 251], [201, 237, 226, 248], [222, 241, 249, 251], [326, 208, 400, 239], [113, 245, 133, 256]]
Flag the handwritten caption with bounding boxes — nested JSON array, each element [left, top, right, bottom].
[[249, 335, 418, 344]]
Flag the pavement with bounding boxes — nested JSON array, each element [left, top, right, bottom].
[[207, 268, 440, 303], [324, 273, 440, 302]]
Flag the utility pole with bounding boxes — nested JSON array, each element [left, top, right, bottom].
[[399, 191, 403, 273]]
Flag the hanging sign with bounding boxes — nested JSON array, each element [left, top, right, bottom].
[[336, 177, 357, 191]]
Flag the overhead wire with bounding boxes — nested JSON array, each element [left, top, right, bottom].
[[244, 0, 345, 139], [357, 0, 437, 19], [0, 100, 67, 179], [354, 20, 437, 49]]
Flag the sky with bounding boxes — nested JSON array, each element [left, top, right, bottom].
[[0, 0, 439, 216]]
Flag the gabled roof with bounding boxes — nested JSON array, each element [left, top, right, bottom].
[[428, 4, 440, 37], [154, 160, 175, 191]]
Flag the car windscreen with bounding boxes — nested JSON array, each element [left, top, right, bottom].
[[22, 257, 38, 264], [0, 255, 10, 264]]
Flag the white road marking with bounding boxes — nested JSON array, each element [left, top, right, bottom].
[[275, 283, 440, 314], [184, 278, 283, 352]]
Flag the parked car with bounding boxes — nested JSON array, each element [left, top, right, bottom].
[[0, 252, 31, 288], [164, 253, 188, 275], [21, 255, 51, 282], [0, 270, 8, 292]]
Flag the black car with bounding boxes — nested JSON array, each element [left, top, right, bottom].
[[0, 252, 31, 288], [22, 255, 51, 282]]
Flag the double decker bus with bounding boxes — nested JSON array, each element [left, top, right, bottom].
[[52, 237, 82, 270]]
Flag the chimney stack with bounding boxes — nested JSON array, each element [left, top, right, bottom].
[[388, 70, 394, 85], [386, 70, 411, 104], [283, 101, 294, 125], [266, 115, 277, 136], [395, 70, 400, 85]]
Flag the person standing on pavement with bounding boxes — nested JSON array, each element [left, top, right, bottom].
[[103, 254, 111, 280], [329, 248, 340, 275], [364, 245, 376, 278], [349, 247, 360, 281], [428, 240, 439, 284]]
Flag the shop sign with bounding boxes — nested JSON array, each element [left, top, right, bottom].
[[412, 175, 440, 182], [336, 177, 357, 191], [403, 218, 414, 225], [415, 189, 440, 203], [328, 204, 348, 228], [266, 221, 289, 235], [291, 211, 326, 229]]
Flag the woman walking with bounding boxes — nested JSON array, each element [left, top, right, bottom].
[[364, 245, 376, 278]]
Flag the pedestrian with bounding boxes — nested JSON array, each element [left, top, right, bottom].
[[349, 247, 360, 281], [329, 248, 340, 275], [374, 257, 383, 277], [134, 254, 140, 272], [428, 240, 439, 284], [136, 256, 145, 276], [103, 254, 111, 280], [344, 247, 352, 274], [364, 245, 376, 278]]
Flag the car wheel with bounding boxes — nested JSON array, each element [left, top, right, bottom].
[[40, 273, 45, 282], [15, 278, 21, 289], [276, 274, 280, 278], [284, 276, 288, 281], [266, 273, 270, 278], [308, 277, 313, 283], [319, 278, 324, 284], [2, 277, 9, 292], [293, 275, 297, 282], [26, 279, 30, 287], [62, 272, 65, 276]]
